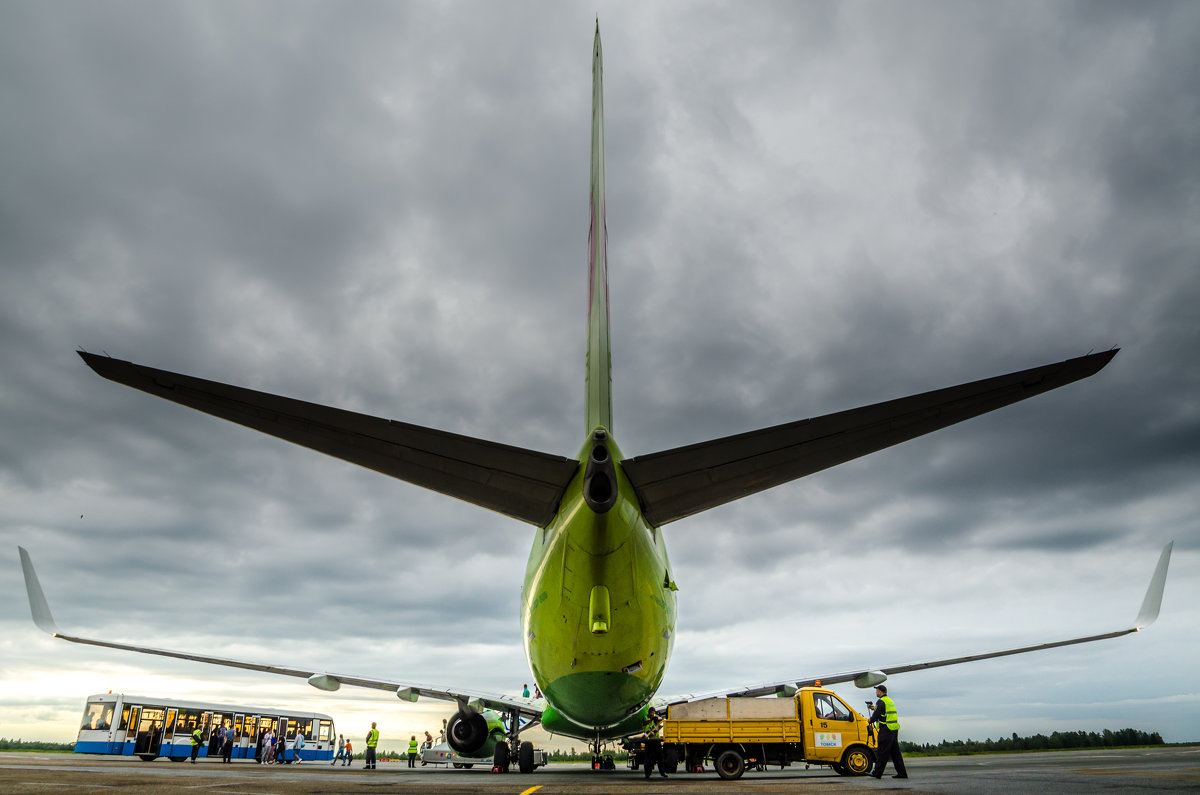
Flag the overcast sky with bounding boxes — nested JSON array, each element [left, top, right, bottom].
[[2, 0, 1197, 752]]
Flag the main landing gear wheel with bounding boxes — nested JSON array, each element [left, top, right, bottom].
[[493, 740, 510, 772], [714, 748, 745, 780], [518, 741, 535, 773], [840, 745, 873, 776]]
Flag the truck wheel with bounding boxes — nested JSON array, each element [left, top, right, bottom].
[[840, 745, 873, 776], [662, 746, 679, 774], [714, 749, 745, 780], [518, 741, 535, 773]]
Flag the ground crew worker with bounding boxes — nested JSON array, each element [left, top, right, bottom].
[[408, 735, 419, 767], [189, 725, 203, 763], [364, 722, 379, 769], [642, 706, 667, 779], [868, 685, 908, 779]]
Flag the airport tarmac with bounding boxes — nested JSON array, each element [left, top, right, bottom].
[[1, 746, 1197, 794]]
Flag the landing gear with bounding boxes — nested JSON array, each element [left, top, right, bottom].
[[493, 740, 510, 772], [493, 708, 546, 773]]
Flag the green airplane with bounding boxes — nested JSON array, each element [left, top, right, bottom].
[[20, 24, 1171, 774]]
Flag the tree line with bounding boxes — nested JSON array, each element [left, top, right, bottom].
[[0, 739, 75, 752], [901, 728, 1164, 755]]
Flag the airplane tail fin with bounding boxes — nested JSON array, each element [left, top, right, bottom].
[[585, 22, 613, 435]]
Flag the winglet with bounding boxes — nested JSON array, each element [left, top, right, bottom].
[[18, 546, 60, 635], [1134, 540, 1172, 629]]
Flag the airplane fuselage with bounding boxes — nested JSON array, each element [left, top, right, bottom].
[[522, 431, 676, 737]]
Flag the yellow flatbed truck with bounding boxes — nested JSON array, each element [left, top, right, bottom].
[[660, 686, 875, 780]]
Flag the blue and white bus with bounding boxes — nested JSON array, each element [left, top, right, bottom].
[[75, 693, 337, 762]]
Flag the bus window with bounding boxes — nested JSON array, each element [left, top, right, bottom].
[[318, 720, 331, 742], [81, 701, 115, 731], [280, 718, 292, 740], [119, 706, 132, 731], [294, 718, 313, 740]]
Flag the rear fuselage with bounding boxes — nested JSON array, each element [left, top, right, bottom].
[[521, 431, 676, 737]]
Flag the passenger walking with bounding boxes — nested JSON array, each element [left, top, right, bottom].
[[868, 685, 908, 779], [364, 722, 379, 769], [332, 734, 346, 766], [264, 730, 277, 764], [292, 732, 305, 763], [408, 735, 419, 767], [255, 730, 265, 763], [343, 739, 353, 765], [222, 727, 234, 763]]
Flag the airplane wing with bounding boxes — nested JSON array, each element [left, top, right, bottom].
[[622, 350, 1118, 527], [663, 541, 1172, 704], [78, 352, 579, 527], [17, 546, 545, 724]]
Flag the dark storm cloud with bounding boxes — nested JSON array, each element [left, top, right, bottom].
[[1, 1, 1196, 745]]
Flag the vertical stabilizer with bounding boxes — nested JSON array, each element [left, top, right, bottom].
[[586, 22, 613, 435]]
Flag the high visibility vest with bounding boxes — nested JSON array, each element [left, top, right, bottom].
[[408, 739, 419, 754], [191, 729, 202, 747], [879, 696, 900, 731], [366, 728, 379, 748], [643, 716, 660, 738]]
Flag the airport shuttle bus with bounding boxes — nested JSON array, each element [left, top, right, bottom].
[[75, 693, 336, 762]]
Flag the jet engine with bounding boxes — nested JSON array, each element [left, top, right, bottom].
[[445, 708, 507, 759]]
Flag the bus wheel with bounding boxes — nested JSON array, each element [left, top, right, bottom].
[[714, 749, 745, 780], [518, 740, 535, 773], [168, 756, 186, 763], [137, 754, 157, 762], [841, 745, 873, 776]]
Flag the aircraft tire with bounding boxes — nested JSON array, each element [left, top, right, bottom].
[[493, 740, 509, 772], [518, 740, 535, 773]]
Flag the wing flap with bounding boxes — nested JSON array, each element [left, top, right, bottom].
[[79, 353, 579, 526], [623, 350, 1117, 526]]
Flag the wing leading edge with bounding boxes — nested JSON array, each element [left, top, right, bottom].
[[666, 541, 1173, 703], [623, 350, 1118, 527], [18, 546, 545, 722], [79, 352, 579, 527]]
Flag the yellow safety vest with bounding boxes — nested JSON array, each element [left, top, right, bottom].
[[409, 739, 419, 753], [366, 728, 379, 748], [879, 696, 900, 731], [643, 716, 660, 738], [191, 728, 202, 747]]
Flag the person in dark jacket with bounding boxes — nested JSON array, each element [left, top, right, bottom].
[[868, 685, 908, 779]]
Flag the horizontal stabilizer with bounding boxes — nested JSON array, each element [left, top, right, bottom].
[[79, 352, 578, 526], [668, 541, 1171, 703], [623, 350, 1117, 526]]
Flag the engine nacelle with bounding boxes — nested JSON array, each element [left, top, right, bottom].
[[445, 708, 506, 759]]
